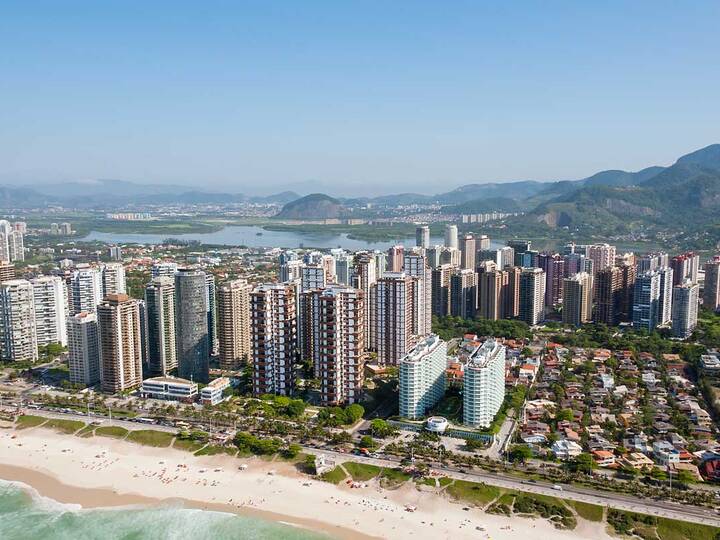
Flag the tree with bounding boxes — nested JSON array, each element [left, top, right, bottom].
[[555, 408, 574, 422], [283, 443, 302, 459], [370, 419, 397, 438], [571, 453, 595, 474], [359, 435, 376, 449], [286, 399, 306, 418], [509, 445, 533, 463], [344, 404, 365, 423]]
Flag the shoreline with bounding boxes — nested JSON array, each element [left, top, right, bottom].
[[0, 426, 613, 540], [0, 464, 367, 539]]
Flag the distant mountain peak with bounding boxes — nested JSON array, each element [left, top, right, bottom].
[[675, 143, 720, 169]]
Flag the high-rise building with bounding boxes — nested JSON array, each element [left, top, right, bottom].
[[618, 263, 637, 322], [151, 262, 179, 279], [387, 245, 404, 272], [538, 253, 565, 307], [459, 234, 476, 270], [670, 252, 700, 286], [59, 222, 72, 236], [7, 231, 24, 262], [562, 272, 593, 326], [425, 245, 443, 269], [503, 266, 521, 318], [416, 225, 430, 249], [444, 224, 458, 250], [478, 270, 503, 320], [403, 254, 431, 336], [633, 271, 661, 330], [586, 243, 616, 273], [175, 269, 209, 383], [507, 239, 531, 266], [206, 273, 219, 356], [352, 252, 377, 347], [671, 281, 699, 338], [399, 335, 447, 419], [440, 247, 462, 267], [0, 263, 14, 283], [67, 312, 100, 386], [217, 279, 252, 370], [301, 265, 326, 292], [102, 263, 126, 297], [450, 269, 477, 319], [108, 246, 122, 261], [303, 286, 365, 405], [251, 283, 298, 396], [657, 266, 674, 325], [637, 252, 669, 273], [144, 277, 177, 376], [476, 234, 490, 251], [431, 264, 453, 317], [279, 259, 304, 282], [321, 254, 336, 283], [334, 253, 354, 285], [703, 256, 720, 312], [371, 272, 418, 365], [97, 294, 143, 393], [31, 276, 68, 346], [0, 279, 37, 362], [69, 266, 103, 315], [463, 339, 506, 428], [12, 222, 27, 234], [594, 266, 621, 325], [519, 268, 545, 325]]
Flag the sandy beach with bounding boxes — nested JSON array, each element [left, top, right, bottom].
[[0, 425, 612, 540]]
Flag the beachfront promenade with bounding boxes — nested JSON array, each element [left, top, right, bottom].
[[11, 405, 720, 529]]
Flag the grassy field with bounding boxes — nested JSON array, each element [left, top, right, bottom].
[[94, 426, 129, 439], [656, 518, 720, 540], [194, 445, 237, 457], [15, 415, 47, 429], [445, 480, 501, 506], [173, 438, 206, 453], [126, 430, 174, 447], [379, 467, 412, 488], [342, 462, 382, 481], [568, 500, 604, 522], [44, 418, 86, 434], [76, 424, 96, 438], [320, 466, 347, 484]]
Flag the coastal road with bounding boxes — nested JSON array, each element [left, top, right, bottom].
[[12, 405, 720, 528], [309, 447, 720, 527]]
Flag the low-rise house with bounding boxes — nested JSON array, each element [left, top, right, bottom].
[[592, 450, 616, 467], [551, 439, 583, 460], [620, 452, 654, 471]]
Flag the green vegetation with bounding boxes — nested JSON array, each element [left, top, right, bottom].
[[44, 418, 86, 434], [369, 418, 398, 438], [15, 415, 47, 429], [513, 494, 576, 529], [173, 438, 206, 452], [433, 316, 530, 341], [233, 431, 282, 455], [445, 480, 501, 506], [319, 466, 347, 484], [195, 445, 237, 456], [568, 501, 604, 522], [656, 517, 720, 540], [126, 429, 174, 447], [76, 424, 96, 438], [317, 403, 364, 427], [379, 467, 412, 488], [342, 462, 382, 481], [95, 426, 129, 439]]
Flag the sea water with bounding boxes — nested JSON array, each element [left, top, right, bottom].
[[0, 479, 331, 540]]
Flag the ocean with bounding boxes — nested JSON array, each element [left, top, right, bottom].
[[0, 479, 330, 540]]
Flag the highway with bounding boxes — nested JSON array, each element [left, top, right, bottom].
[[10, 405, 720, 528]]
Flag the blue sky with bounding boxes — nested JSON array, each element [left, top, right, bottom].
[[1, 1, 719, 196]]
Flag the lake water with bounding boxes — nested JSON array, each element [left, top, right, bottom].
[[83, 225, 503, 251], [0, 479, 329, 540]]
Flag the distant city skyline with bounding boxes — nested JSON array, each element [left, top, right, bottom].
[[1, 2, 719, 196]]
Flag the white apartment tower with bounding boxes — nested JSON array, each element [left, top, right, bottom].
[[68, 312, 100, 386], [0, 279, 38, 362], [519, 267, 546, 325], [102, 263, 127, 296], [69, 266, 103, 315], [399, 335, 447, 419], [463, 339, 506, 428], [562, 272, 593, 326], [671, 281, 699, 338], [31, 276, 68, 346]]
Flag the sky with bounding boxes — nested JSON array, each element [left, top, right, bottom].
[[1, 1, 719, 197]]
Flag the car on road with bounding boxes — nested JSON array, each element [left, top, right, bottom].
[[552, 484, 563, 491]]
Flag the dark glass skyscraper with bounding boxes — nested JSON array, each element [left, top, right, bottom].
[[175, 269, 209, 383]]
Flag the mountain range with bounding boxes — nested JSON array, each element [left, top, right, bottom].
[[3, 144, 720, 236]]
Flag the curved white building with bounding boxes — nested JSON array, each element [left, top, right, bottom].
[[399, 334, 447, 419]]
